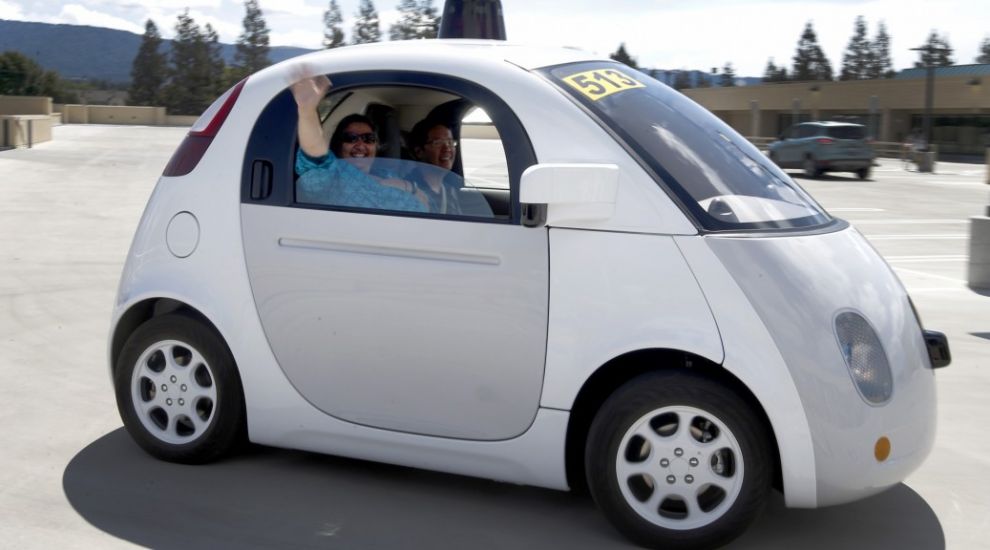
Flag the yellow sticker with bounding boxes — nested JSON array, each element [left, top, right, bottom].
[[562, 68, 645, 101]]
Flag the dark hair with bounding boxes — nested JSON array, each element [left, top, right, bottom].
[[409, 116, 454, 152], [330, 114, 378, 156]]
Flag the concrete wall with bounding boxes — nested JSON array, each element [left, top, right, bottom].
[[166, 115, 199, 126], [69, 105, 167, 126], [0, 96, 53, 116], [1, 115, 54, 147]]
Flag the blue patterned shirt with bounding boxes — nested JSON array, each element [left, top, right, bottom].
[[295, 150, 426, 213]]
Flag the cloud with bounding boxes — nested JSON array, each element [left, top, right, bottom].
[[54, 4, 145, 33], [269, 29, 324, 48], [264, 0, 323, 18], [109, 0, 222, 9], [0, 0, 24, 19]]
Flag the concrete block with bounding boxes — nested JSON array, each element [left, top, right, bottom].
[[968, 216, 990, 289]]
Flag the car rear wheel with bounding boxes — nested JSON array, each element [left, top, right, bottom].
[[857, 167, 871, 180], [586, 370, 771, 549], [115, 313, 245, 464], [803, 157, 820, 178]]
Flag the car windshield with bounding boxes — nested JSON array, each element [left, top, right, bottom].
[[826, 126, 866, 140], [541, 61, 832, 231]]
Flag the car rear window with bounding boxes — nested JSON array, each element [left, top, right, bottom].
[[826, 126, 866, 140]]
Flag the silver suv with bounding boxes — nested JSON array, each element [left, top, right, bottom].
[[768, 121, 873, 179]]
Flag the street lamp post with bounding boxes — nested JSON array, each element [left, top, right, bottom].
[[909, 44, 951, 171]]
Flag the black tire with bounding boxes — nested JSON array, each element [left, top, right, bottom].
[[586, 370, 771, 550], [857, 167, 871, 180], [802, 157, 820, 178], [114, 313, 246, 464]]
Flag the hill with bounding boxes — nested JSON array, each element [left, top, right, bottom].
[[0, 19, 316, 84], [0, 19, 763, 87]]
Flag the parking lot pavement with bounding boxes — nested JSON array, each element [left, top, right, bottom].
[[792, 159, 990, 550], [1, 127, 988, 549]]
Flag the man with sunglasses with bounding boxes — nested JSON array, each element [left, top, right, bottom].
[[291, 75, 427, 211]]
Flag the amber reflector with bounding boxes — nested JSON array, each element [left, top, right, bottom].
[[875, 437, 891, 462]]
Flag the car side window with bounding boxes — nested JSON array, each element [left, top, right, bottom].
[[241, 72, 534, 224]]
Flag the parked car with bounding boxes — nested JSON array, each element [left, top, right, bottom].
[[768, 121, 874, 179], [110, 41, 949, 549]]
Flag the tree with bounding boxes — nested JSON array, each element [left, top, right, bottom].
[[162, 11, 214, 115], [390, 0, 420, 41], [840, 16, 871, 80], [976, 36, 990, 64], [204, 23, 227, 96], [609, 43, 638, 69], [867, 21, 894, 78], [352, 0, 382, 44], [128, 19, 167, 106], [323, 0, 346, 48], [0, 51, 78, 103], [914, 31, 954, 67], [672, 70, 692, 90], [416, 0, 440, 39], [719, 62, 737, 87], [233, 0, 271, 78], [762, 58, 788, 82], [791, 22, 833, 81]]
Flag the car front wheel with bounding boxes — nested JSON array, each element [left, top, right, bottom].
[[115, 313, 246, 464], [586, 371, 771, 549], [803, 157, 820, 178]]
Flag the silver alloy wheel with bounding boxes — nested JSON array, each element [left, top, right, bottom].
[[130, 339, 218, 445], [615, 405, 744, 531]]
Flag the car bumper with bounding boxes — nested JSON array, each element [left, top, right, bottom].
[[817, 158, 872, 171]]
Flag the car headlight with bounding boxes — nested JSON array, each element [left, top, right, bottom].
[[834, 311, 893, 405]]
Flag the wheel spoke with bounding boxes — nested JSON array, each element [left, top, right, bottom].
[[692, 459, 724, 489], [643, 487, 665, 514], [683, 492, 708, 522], [187, 404, 211, 431], [617, 456, 654, 481], [672, 412, 696, 445], [632, 421, 666, 451]]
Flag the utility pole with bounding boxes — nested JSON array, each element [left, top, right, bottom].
[[909, 44, 950, 156]]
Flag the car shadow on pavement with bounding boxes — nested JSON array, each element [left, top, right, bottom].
[[790, 172, 868, 182], [63, 429, 944, 550]]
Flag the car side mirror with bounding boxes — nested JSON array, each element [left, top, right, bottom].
[[520, 163, 620, 225]]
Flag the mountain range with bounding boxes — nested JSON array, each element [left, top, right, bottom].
[[0, 18, 759, 87], [0, 19, 316, 84]]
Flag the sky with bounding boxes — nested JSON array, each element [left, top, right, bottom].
[[0, 0, 988, 76]]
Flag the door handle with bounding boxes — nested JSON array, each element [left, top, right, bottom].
[[250, 160, 273, 200]]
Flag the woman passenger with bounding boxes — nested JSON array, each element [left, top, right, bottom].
[[291, 75, 427, 211]]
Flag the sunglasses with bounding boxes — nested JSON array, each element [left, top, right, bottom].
[[341, 132, 378, 144]]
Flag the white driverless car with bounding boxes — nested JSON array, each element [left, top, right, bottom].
[[110, 40, 950, 549]]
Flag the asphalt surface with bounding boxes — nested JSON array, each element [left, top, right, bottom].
[[0, 125, 987, 549]]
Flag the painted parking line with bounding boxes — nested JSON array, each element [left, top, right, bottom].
[[830, 207, 885, 212], [885, 255, 968, 262], [851, 219, 966, 225], [891, 266, 967, 284], [866, 234, 967, 240]]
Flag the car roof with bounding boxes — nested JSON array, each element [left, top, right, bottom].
[[286, 39, 608, 72]]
